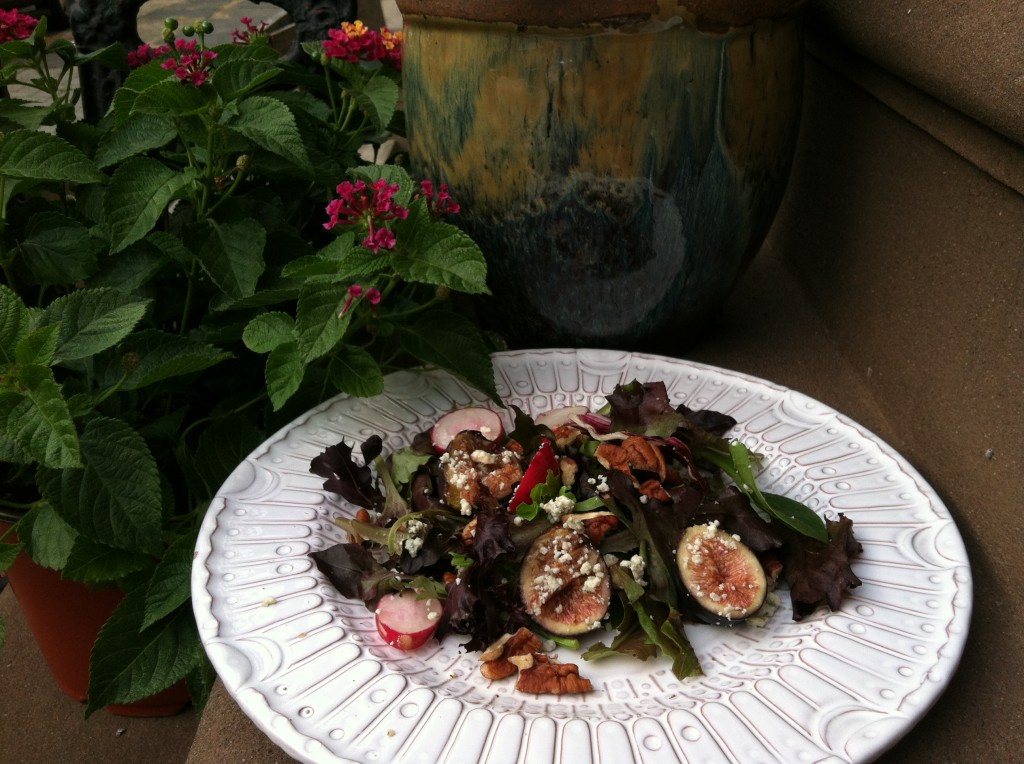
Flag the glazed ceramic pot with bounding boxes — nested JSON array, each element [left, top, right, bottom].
[[396, 1, 805, 347]]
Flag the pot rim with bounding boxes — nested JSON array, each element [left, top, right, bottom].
[[393, 0, 806, 30]]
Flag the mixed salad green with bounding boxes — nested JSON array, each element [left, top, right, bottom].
[[309, 381, 861, 691]]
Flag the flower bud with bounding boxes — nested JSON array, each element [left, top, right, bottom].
[[121, 351, 142, 374], [164, 17, 178, 30], [182, 24, 195, 36], [200, 21, 214, 34], [235, 154, 251, 172], [435, 285, 451, 301]]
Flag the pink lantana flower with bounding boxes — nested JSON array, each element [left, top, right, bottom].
[[0, 9, 37, 43], [323, 178, 409, 253], [161, 38, 217, 86], [232, 16, 269, 45], [419, 180, 461, 217], [323, 21, 404, 70], [127, 43, 172, 68], [339, 283, 382, 316]]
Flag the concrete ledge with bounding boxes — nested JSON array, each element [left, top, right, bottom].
[[812, 0, 1024, 146]]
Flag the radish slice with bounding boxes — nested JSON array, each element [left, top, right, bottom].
[[534, 405, 589, 430], [375, 590, 444, 650], [508, 438, 559, 513], [430, 407, 504, 453]]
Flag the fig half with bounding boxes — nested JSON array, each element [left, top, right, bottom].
[[676, 522, 767, 623], [519, 526, 611, 636]]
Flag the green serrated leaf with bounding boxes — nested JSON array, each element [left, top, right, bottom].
[[212, 58, 282, 101], [37, 416, 161, 554], [242, 311, 294, 353], [141, 534, 195, 630], [145, 230, 194, 267], [391, 213, 490, 294], [0, 541, 23, 574], [62, 535, 153, 582], [38, 288, 150, 362], [86, 591, 202, 715], [71, 41, 127, 70], [186, 218, 266, 299], [0, 97, 50, 131], [110, 61, 174, 126], [117, 329, 232, 390], [266, 89, 332, 123], [94, 112, 178, 168], [283, 234, 388, 282], [105, 156, 197, 253], [265, 340, 304, 411], [0, 129, 107, 183], [328, 344, 384, 398], [0, 365, 80, 467], [354, 72, 399, 133], [398, 310, 499, 402], [130, 78, 211, 118], [88, 238, 169, 291], [227, 95, 310, 170], [16, 501, 77, 569], [15, 322, 60, 366], [0, 283, 29, 364], [19, 210, 104, 286], [294, 283, 352, 362]]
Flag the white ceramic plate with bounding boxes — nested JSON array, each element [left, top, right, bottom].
[[192, 349, 971, 764]]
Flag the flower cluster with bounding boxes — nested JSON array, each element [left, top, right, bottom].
[[160, 38, 217, 86], [0, 8, 37, 43], [232, 16, 269, 45], [323, 21, 403, 70], [419, 180, 461, 217], [324, 179, 409, 253], [127, 42, 172, 69], [340, 284, 382, 316]]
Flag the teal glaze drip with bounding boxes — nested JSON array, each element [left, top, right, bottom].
[[402, 16, 803, 348]]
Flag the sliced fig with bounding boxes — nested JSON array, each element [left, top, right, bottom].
[[431, 407, 504, 453], [519, 526, 611, 636], [439, 431, 523, 513], [676, 522, 767, 623]]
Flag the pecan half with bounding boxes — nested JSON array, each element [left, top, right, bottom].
[[621, 436, 667, 480], [515, 661, 593, 695]]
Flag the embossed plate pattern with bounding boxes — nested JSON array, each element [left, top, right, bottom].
[[192, 349, 971, 764]]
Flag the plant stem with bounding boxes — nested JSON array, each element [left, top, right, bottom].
[[91, 372, 128, 409], [180, 261, 196, 334]]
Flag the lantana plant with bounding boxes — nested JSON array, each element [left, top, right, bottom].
[[0, 12, 496, 714]]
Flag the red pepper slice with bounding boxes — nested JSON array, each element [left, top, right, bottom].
[[508, 438, 558, 513]]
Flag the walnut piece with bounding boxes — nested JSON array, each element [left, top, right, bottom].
[[515, 662, 593, 695]]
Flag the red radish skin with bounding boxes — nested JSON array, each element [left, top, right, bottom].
[[508, 438, 559, 513], [375, 591, 444, 650], [430, 407, 504, 453]]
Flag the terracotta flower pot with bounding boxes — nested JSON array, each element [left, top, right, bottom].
[[1, 523, 190, 716], [397, 0, 806, 347]]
